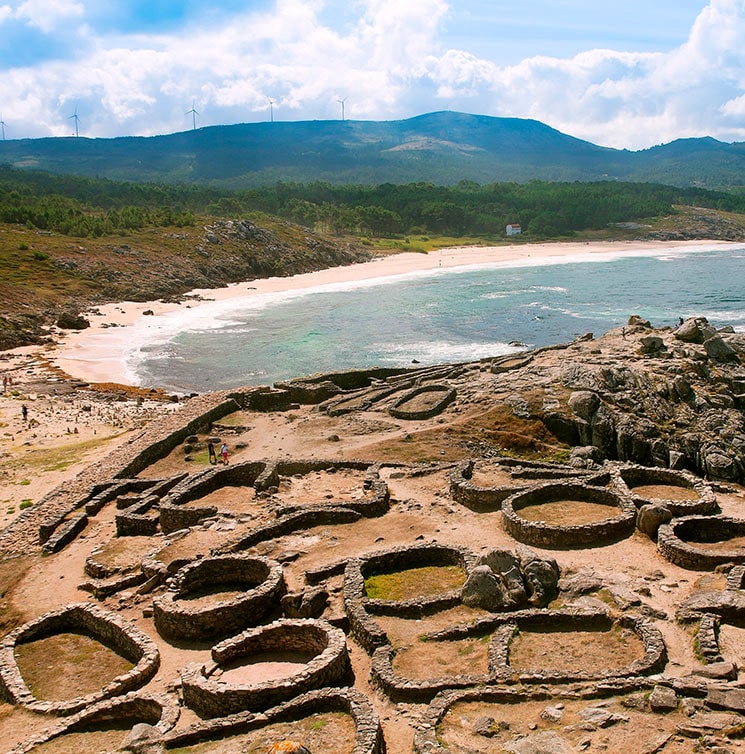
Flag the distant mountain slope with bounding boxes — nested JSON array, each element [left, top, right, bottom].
[[1, 111, 743, 190]]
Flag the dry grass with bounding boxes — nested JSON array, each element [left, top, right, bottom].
[[508, 625, 644, 672], [393, 635, 490, 679], [168, 712, 356, 754], [14, 632, 134, 700], [0, 556, 34, 637]]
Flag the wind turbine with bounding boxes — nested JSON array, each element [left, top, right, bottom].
[[338, 97, 346, 121], [268, 98, 274, 123], [68, 106, 80, 137], [186, 100, 199, 131], [0, 115, 6, 141]]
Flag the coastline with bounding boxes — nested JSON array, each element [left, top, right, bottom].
[[48, 238, 734, 387]]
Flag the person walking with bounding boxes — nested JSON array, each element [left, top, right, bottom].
[[21, 404, 28, 423], [220, 442, 229, 465], [208, 441, 217, 465]]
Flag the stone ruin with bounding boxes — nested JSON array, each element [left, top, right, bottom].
[[4, 322, 745, 752]]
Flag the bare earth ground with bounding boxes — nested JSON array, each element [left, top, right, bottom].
[[1, 333, 745, 752]]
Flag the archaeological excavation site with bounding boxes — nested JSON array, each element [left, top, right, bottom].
[[3, 316, 745, 752]]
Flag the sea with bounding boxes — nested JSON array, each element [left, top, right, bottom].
[[124, 244, 745, 394]]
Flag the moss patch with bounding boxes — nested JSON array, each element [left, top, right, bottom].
[[364, 565, 466, 601]]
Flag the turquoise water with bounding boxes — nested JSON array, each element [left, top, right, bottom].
[[131, 245, 745, 393]]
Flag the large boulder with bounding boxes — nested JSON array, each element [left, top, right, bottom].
[[569, 445, 602, 469], [703, 335, 739, 363], [627, 315, 651, 328], [568, 391, 600, 420], [636, 504, 673, 537], [119, 724, 164, 754], [516, 546, 560, 607], [675, 317, 716, 344], [542, 411, 581, 445], [702, 447, 741, 481], [461, 565, 513, 611], [56, 311, 90, 330], [639, 336, 665, 354], [672, 375, 693, 401], [478, 549, 528, 605], [590, 404, 617, 458], [281, 586, 329, 618]]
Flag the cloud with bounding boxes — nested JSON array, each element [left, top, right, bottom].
[[420, 0, 745, 147], [2, 0, 745, 149], [13, 0, 84, 33]]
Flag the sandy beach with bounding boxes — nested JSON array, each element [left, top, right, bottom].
[[48, 239, 734, 388]]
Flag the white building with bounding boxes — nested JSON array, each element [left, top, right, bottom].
[[506, 223, 522, 236]]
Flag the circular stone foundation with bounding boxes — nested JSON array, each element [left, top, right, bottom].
[[142, 525, 234, 580], [180, 618, 351, 718], [497, 611, 666, 683], [162, 688, 384, 754], [13, 692, 179, 753], [613, 465, 716, 516], [449, 460, 529, 512], [85, 535, 156, 580], [0, 603, 160, 716], [658, 515, 745, 570], [413, 683, 687, 754], [269, 461, 390, 518], [344, 543, 477, 651], [502, 482, 636, 548], [158, 461, 268, 533], [153, 555, 286, 641], [389, 385, 456, 420]]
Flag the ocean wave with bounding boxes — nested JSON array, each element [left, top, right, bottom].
[[530, 285, 569, 293], [690, 309, 745, 324], [373, 340, 527, 363]]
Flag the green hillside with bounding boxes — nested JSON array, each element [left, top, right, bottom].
[[2, 111, 743, 190]]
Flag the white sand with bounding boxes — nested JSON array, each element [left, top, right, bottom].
[[49, 239, 733, 386]]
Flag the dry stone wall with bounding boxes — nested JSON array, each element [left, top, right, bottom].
[[153, 554, 286, 641], [180, 618, 352, 718], [0, 603, 160, 715]]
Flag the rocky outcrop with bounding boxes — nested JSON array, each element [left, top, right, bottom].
[[55, 311, 90, 330], [0, 217, 373, 349], [507, 317, 745, 483]]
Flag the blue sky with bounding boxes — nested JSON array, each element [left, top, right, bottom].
[[0, 0, 742, 148]]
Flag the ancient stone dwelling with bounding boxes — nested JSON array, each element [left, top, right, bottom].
[[3, 316, 745, 752]]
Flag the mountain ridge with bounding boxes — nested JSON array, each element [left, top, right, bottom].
[[2, 111, 743, 190]]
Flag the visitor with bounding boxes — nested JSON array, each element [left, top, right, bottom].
[[21, 404, 28, 422], [208, 441, 217, 465], [220, 442, 229, 465]]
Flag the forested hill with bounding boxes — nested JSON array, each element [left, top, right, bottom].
[[4, 165, 745, 239], [2, 111, 745, 190]]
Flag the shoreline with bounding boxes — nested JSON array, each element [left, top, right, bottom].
[[48, 239, 735, 387]]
